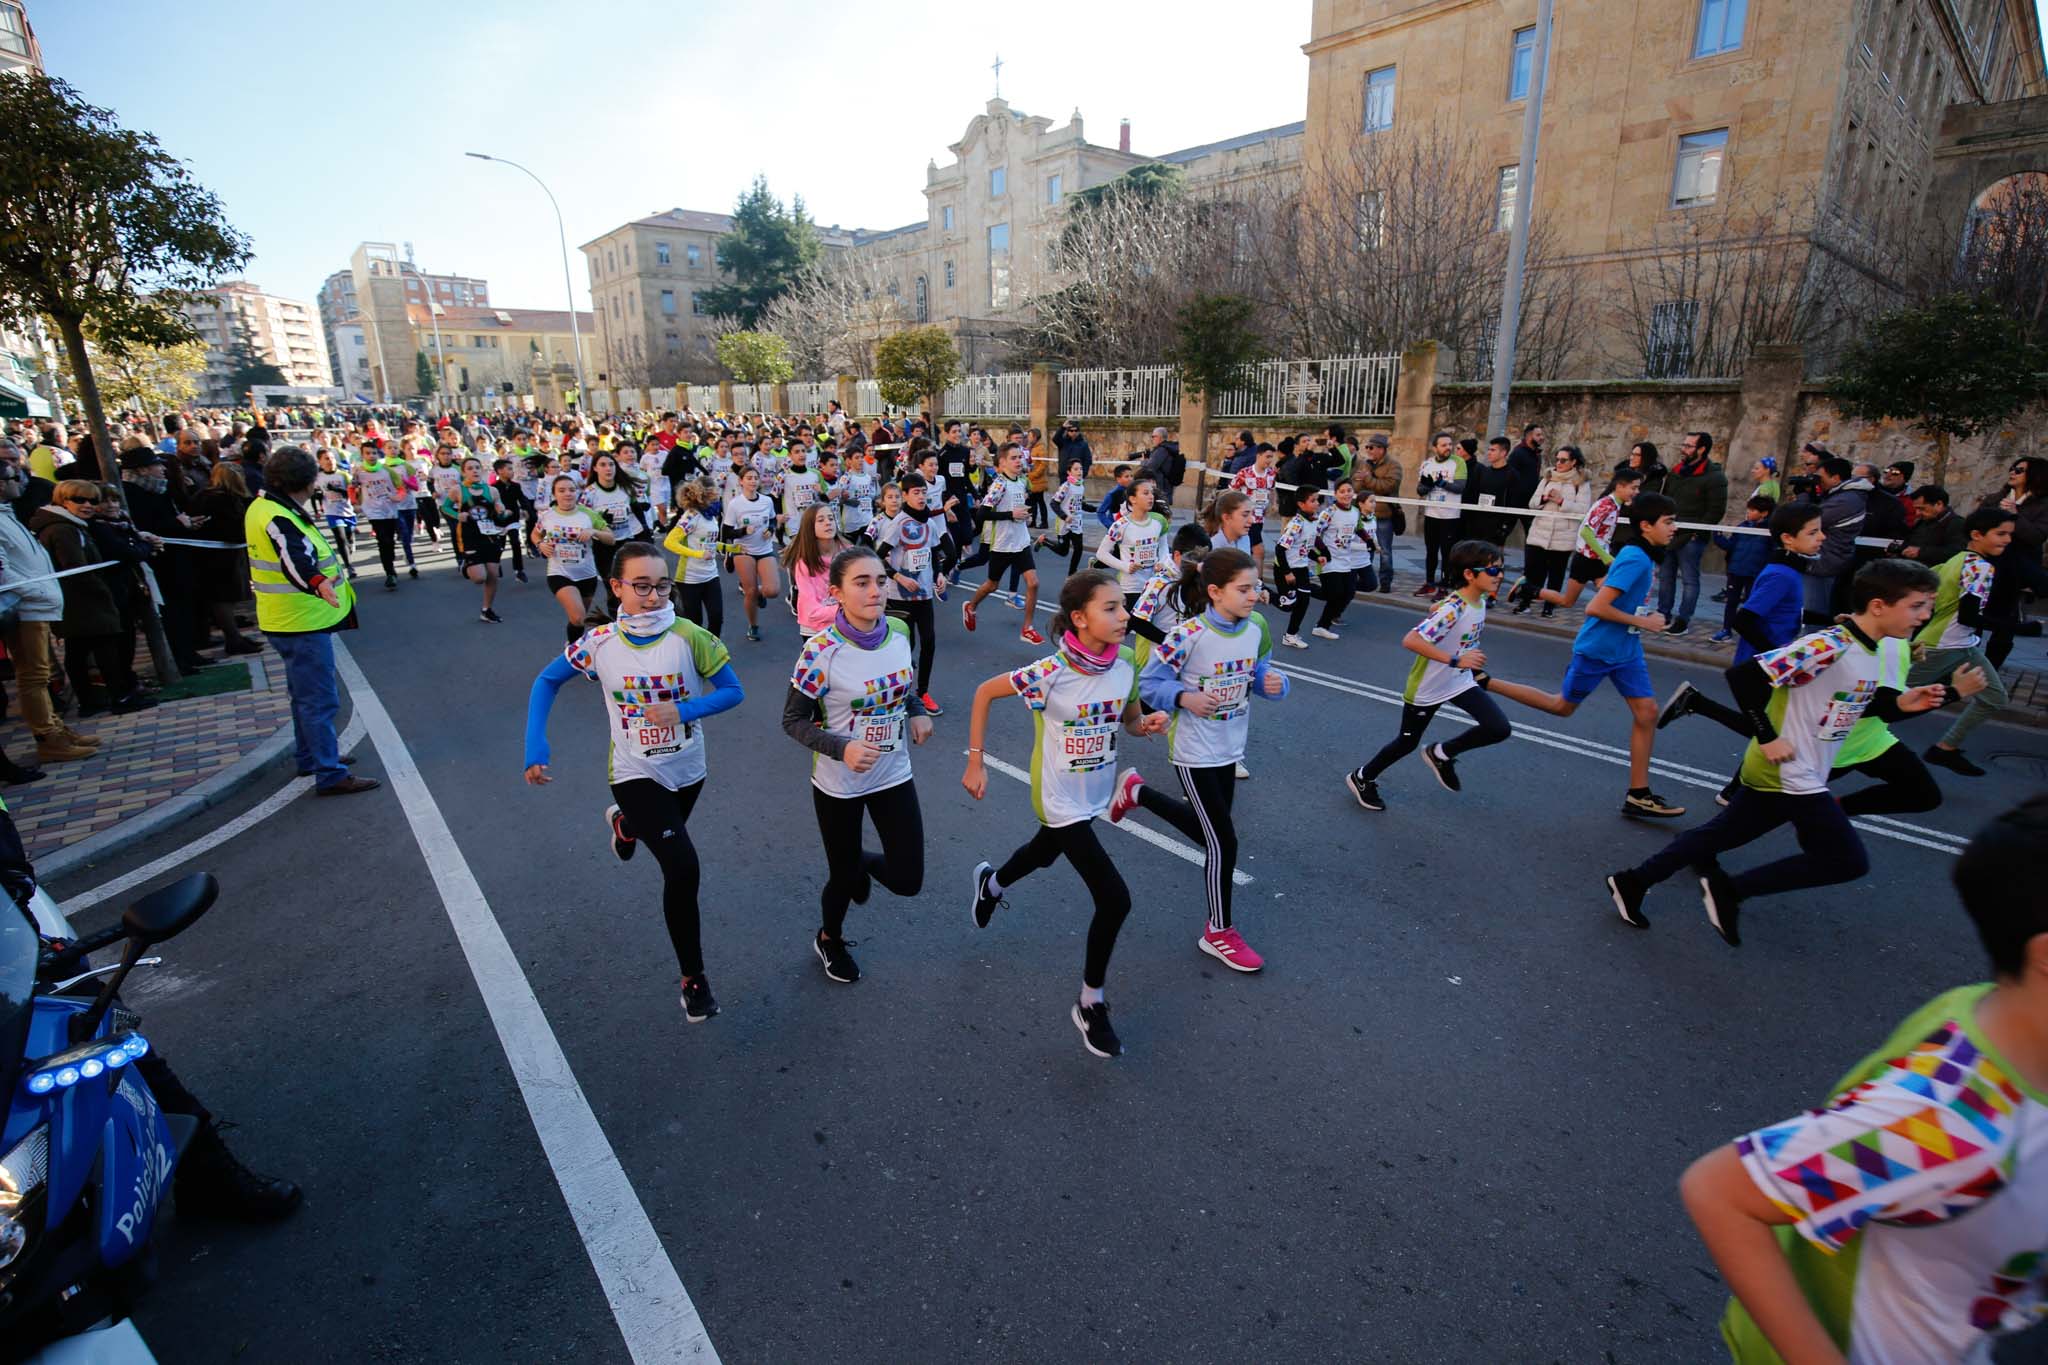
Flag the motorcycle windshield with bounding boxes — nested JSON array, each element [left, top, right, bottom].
[[0, 907, 34, 1102]]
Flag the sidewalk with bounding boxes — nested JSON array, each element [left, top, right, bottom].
[[2, 633, 293, 865]]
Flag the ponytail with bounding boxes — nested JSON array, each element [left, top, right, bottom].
[[1201, 489, 1249, 537]]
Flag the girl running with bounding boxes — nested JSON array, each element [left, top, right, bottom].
[[444, 455, 509, 623], [1306, 480, 1373, 640], [313, 448, 357, 579], [785, 503, 844, 633], [1109, 547, 1289, 972], [664, 480, 729, 638], [1532, 465, 1645, 612], [722, 465, 781, 642], [783, 546, 932, 984], [532, 473, 614, 642], [962, 569, 1169, 1059], [881, 475, 948, 714], [491, 457, 532, 584], [1343, 540, 1516, 812], [1038, 459, 1088, 574], [1095, 475, 1170, 610], [1201, 490, 1255, 559], [580, 451, 637, 610], [524, 539, 745, 1023], [353, 441, 416, 590], [1275, 486, 1328, 648]]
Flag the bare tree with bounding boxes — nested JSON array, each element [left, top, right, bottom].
[[761, 251, 913, 379], [1950, 172, 2048, 346]]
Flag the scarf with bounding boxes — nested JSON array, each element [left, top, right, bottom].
[[618, 604, 676, 639], [835, 609, 889, 650], [1060, 630, 1117, 675]]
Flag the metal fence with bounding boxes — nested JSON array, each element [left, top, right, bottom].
[[941, 371, 1030, 419], [854, 379, 882, 416], [787, 379, 836, 412], [687, 384, 719, 411], [1211, 355, 1402, 420], [1059, 365, 1180, 420], [730, 384, 763, 412]]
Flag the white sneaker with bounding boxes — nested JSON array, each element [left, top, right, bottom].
[[1281, 633, 1308, 649], [1311, 626, 1340, 640], [1234, 762, 1250, 779]]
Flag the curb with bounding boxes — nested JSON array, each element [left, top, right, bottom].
[[39, 721, 298, 882]]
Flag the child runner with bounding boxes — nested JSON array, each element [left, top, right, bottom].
[[663, 480, 730, 638], [835, 450, 878, 545], [962, 569, 1171, 1058], [1228, 444, 1281, 577], [491, 457, 531, 584], [960, 445, 1045, 643], [532, 474, 613, 643], [1707, 495, 1775, 642], [880, 475, 947, 714], [783, 546, 932, 984], [784, 504, 843, 634], [355, 444, 416, 590], [1605, 558, 1947, 946], [313, 449, 357, 579], [580, 451, 636, 613], [1095, 476, 1171, 611], [523, 539, 745, 1023], [1274, 486, 1329, 649], [1478, 492, 1689, 819], [1343, 540, 1515, 811], [1108, 548, 1288, 972], [1037, 460, 1088, 575], [1679, 795, 2048, 1364], [721, 465, 782, 642], [1533, 465, 1644, 612], [1308, 479, 1374, 640], [1910, 506, 2041, 777], [444, 455, 508, 623]]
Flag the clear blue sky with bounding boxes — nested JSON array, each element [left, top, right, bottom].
[[31, 0, 1309, 315]]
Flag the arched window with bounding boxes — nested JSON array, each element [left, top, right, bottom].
[[915, 275, 929, 321]]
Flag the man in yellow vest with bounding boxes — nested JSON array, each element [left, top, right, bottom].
[[245, 446, 379, 796]]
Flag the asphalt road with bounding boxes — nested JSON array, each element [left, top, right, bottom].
[[44, 538, 2048, 1364]]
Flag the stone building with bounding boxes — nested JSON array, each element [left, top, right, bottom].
[[0, 0, 58, 419], [179, 282, 331, 405], [409, 305, 597, 408], [318, 256, 488, 389], [1302, 0, 2048, 376]]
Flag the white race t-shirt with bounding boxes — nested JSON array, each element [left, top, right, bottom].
[[1009, 648, 1141, 827], [564, 620, 731, 791], [1099, 510, 1168, 595], [1404, 593, 1486, 706], [790, 619, 918, 799], [1153, 611, 1274, 767], [983, 474, 1031, 553], [535, 505, 607, 581], [725, 493, 777, 556], [1738, 625, 1887, 796]]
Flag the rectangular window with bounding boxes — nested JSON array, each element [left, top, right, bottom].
[[656, 242, 671, 266], [915, 276, 929, 321], [0, 4, 29, 58], [1508, 26, 1535, 100], [686, 243, 702, 269], [942, 205, 955, 231], [1671, 128, 1728, 207], [1363, 65, 1397, 131], [1355, 190, 1386, 250], [660, 289, 677, 316], [944, 260, 956, 289], [623, 245, 633, 268], [690, 291, 705, 316], [607, 250, 616, 273], [1693, 0, 1747, 57], [988, 223, 1011, 309], [1495, 165, 1519, 231], [990, 166, 1007, 197], [1046, 174, 1064, 205], [1647, 300, 1699, 378]]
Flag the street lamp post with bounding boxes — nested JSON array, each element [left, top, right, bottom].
[[466, 152, 588, 414], [1487, 0, 1555, 440], [409, 267, 447, 415]]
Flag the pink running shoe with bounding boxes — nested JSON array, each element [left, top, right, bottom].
[[1108, 769, 1143, 824], [1199, 927, 1264, 973], [1020, 625, 1046, 646], [962, 599, 978, 632]]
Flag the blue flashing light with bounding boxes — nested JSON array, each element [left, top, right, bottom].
[[103, 1049, 128, 1068], [79, 1058, 104, 1079], [122, 1036, 148, 1059], [53, 1067, 79, 1088], [25, 1073, 54, 1095]]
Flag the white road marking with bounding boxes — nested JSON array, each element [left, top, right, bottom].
[[332, 641, 718, 1365], [60, 712, 370, 916], [977, 751, 1254, 885]]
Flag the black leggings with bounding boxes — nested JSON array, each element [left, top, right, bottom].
[[1357, 689, 1511, 781], [1422, 517, 1461, 585], [675, 578, 723, 638], [370, 518, 399, 576], [996, 820, 1132, 988], [1055, 531, 1084, 574], [1681, 695, 1941, 816], [886, 600, 936, 694], [1632, 785, 1868, 900], [65, 632, 136, 702], [1525, 546, 1569, 596], [1137, 763, 1239, 932], [609, 778, 706, 977], [813, 779, 925, 937], [1285, 568, 1353, 633], [593, 540, 620, 615]]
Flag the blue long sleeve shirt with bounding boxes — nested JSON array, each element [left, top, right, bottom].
[[523, 648, 744, 769], [1137, 611, 1291, 713]]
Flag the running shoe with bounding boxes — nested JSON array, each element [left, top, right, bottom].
[[1005, 592, 1025, 610], [515, 570, 528, 583], [1108, 769, 1143, 824], [604, 803, 636, 862], [1412, 583, 1437, 597], [814, 933, 860, 984], [921, 692, 943, 716], [1345, 769, 1386, 811], [1421, 743, 1461, 793], [1503, 574, 1528, 606], [408, 566, 419, 579], [1281, 633, 1308, 649], [1699, 863, 1742, 948], [1234, 761, 1250, 779], [1605, 869, 1650, 928], [1663, 617, 1691, 636], [746, 625, 761, 642], [680, 975, 719, 1023], [962, 599, 978, 632], [385, 575, 398, 593], [1071, 999, 1123, 1058], [1924, 745, 1987, 777], [970, 860, 1003, 929], [1709, 628, 1733, 643], [1020, 625, 1045, 646], [480, 608, 503, 624], [1311, 626, 1340, 640], [1656, 682, 1700, 731], [1622, 790, 1686, 819], [1199, 927, 1264, 972]]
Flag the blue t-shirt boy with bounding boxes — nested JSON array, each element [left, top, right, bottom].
[[1732, 560, 1804, 665], [1561, 543, 1657, 701]]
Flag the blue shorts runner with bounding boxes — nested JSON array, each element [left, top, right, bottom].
[[1559, 654, 1654, 704]]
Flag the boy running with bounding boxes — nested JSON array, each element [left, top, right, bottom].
[[1911, 507, 2041, 777]]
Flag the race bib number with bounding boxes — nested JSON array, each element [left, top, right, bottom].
[[948, 462, 965, 478], [1129, 539, 1158, 570], [1250, 489, 1270, 516], [904, 547, 930, 574], [1203, 671, 1251, 722], [553, 536, 587, 567], [1056, 720, 1117, 774], [794, 485, 817, 508], [633, 723, 684, 758], [1477, 493, 1497, 507], [859, 708, 904, 754], [1818, 685, 1874, 742]]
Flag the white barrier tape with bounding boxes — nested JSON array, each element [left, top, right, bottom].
[[0, 538, 240, 591]]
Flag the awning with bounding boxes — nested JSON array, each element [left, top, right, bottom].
[[0, 374, 52, 420]]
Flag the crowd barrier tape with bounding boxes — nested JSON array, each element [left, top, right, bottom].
[[0, 538, 240, 592]]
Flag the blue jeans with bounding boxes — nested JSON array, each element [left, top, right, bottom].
[[1656, 535, 1708, 621], [395, 509, 418, 567], [269, 631, 347, 787], [1369, 527, 1393, 590]]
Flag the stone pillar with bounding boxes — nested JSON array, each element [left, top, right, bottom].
[[717, 380, 735, 413], [672, 384, 687, 411], [1392, 340, 1446, 499], [1730, 343, 1805, 473], [1178, 385, 1211, 512], [1029, 363, 1059, 442], [836, 374, 857, 417], [770, 382, 789, 417]]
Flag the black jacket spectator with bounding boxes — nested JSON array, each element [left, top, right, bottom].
[[1463, 458, 1520, 545]]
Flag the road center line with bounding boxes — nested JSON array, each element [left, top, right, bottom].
[[977, 751, 1254, 885], [332, 640, 719, 1365]]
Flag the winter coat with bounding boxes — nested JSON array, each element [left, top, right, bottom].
[[0, 504, 64, 623], [1462, 459, 1520, 545], [1354, 452, 1402, 500], [1663, 458, 1730, 544], [1141, 441, 1185, 490], [1526, 471, 1593, 552], [28, 506, 120, 639], [1903, 508, 1967, 567], [1713, 524, 1773, 579], [1980, 489, 2048, 566], [1814, 478, 1872, 577]]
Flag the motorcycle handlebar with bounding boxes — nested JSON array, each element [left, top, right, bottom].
[[38, 922, 130, 980]]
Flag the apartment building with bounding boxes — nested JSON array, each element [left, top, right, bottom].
[[180, 282, 331, 405]]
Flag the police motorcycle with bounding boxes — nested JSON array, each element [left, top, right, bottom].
[[1, 873, 218, 1363]]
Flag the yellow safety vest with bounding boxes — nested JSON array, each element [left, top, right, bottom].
[[244, 495, 354, 633]]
